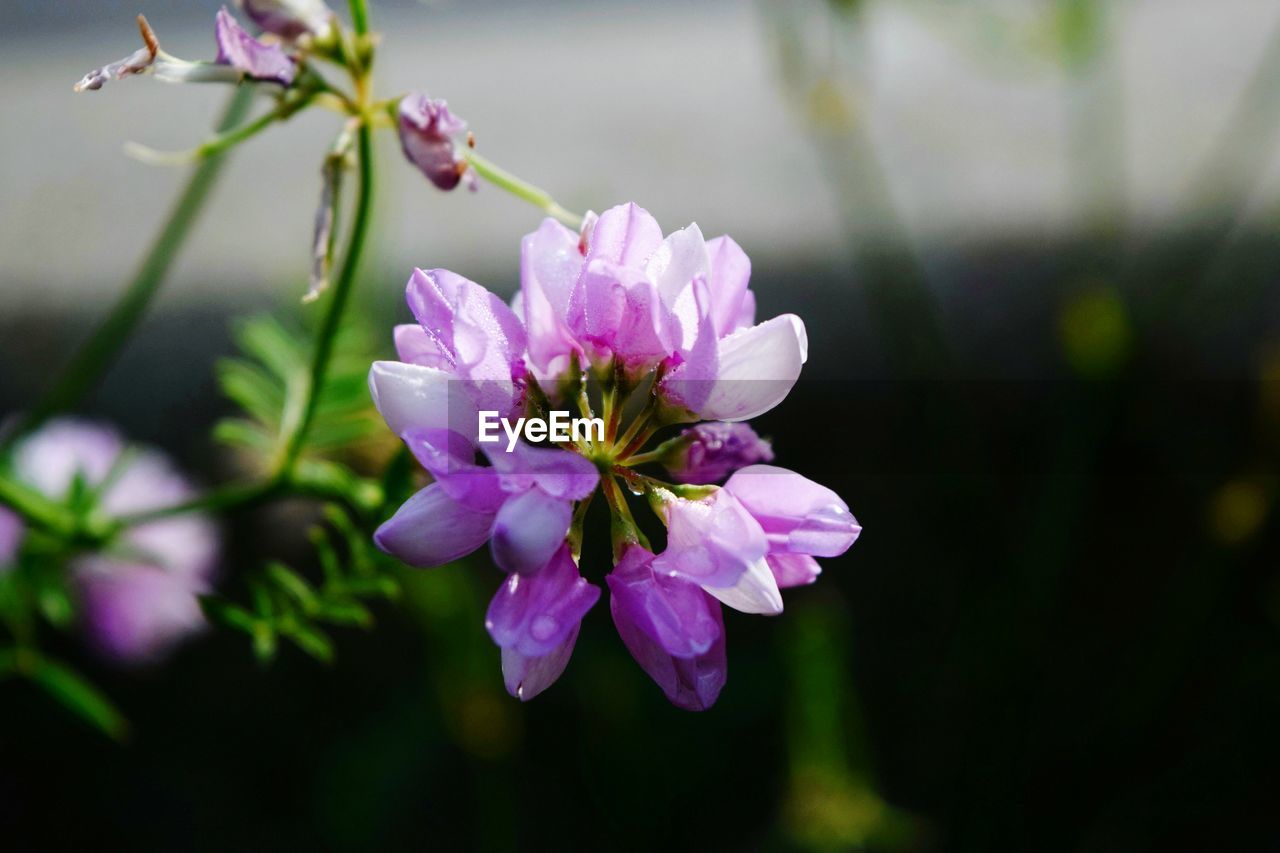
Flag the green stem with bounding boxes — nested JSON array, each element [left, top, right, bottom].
[[125, 91, 316, 166], [117, 480, 282, 526], [349, 0, 371, 36], [461, 150, 583, 229], [2, 87, 256, 451], [278, 120, 375, 473], [0, 476, 76, 538]]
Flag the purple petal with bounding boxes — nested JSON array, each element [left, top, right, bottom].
[[610, 574, 727, 712], [76, 561, 208, 664], [0, 508, 24, 570], [374, 484, 494, 567], [393, 324, 452, 370], [666, 421, 775, 485], [724, 465, 861, 558], [214, 7, 295, 86], [704, 235, 753, 338], [652, 488, 768, 589], [606, 546, 721, 657], [484, 441, 599, 501], [519, 218, 585, 376], [402, 428, 506, 512], [571, 258, 675, 369], [767, 553, 822, 588], [11, 418, 123, 499], [406, 268, 526, 418], [485, 544, 600, 655], [489, 489, 573, 575], [500, 627, 579, 701], [398, 93, 467, 191]]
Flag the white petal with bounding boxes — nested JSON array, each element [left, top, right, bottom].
[[646, 223, 709, 306], [698, 314, 805, 422], [701, 556, 783, 615], [368, 360, 456, 437]]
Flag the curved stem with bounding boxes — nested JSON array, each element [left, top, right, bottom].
[[461, 149, 583, 229], [277, 119, 375, 473], [126, 91, 316, 166], [2, 87, 255, 452]]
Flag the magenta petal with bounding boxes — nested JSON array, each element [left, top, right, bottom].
[[485, 544, 600, 655], [724, 465, 861, 558], [767, 553, 822, 588], [241, 0, 333, 40], [214, 7, 296, 86], [611, 580, 726, 712], [501, 626, 579, 701], [652, 489, 769, 589], [374, 484, 494, 567], [606, 546, 721, 657], [489, 489, 574, 575]]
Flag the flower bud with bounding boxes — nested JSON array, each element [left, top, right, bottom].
[[239, 0, 334, 41], [663, 421, 774, 484], [398, 93, 471, 191]]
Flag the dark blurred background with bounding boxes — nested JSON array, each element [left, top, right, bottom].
[[2, 0, 1280, 850]]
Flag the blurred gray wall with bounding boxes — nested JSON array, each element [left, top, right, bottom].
[[2, 0, 1279, 313]]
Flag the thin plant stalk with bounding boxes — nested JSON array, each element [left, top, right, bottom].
[[2, 87, 256, 450]]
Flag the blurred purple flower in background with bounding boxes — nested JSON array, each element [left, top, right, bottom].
[[0, 507, 22, 572], [239, 0, 334, 41], [8, 419, 219, 664]]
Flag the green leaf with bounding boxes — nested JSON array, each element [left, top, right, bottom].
[[213, 418, 274, 452], [266, 561, 318, 613], [252, 621, 278, 664], [217, 358, 285, 427], [316, 597, 373, 628], [283, 622, 334, 663], [235, 314, 305, 380], [199, 595, 258, 633], [27, 655, 129, 740], [36, 586, 74, 628]]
